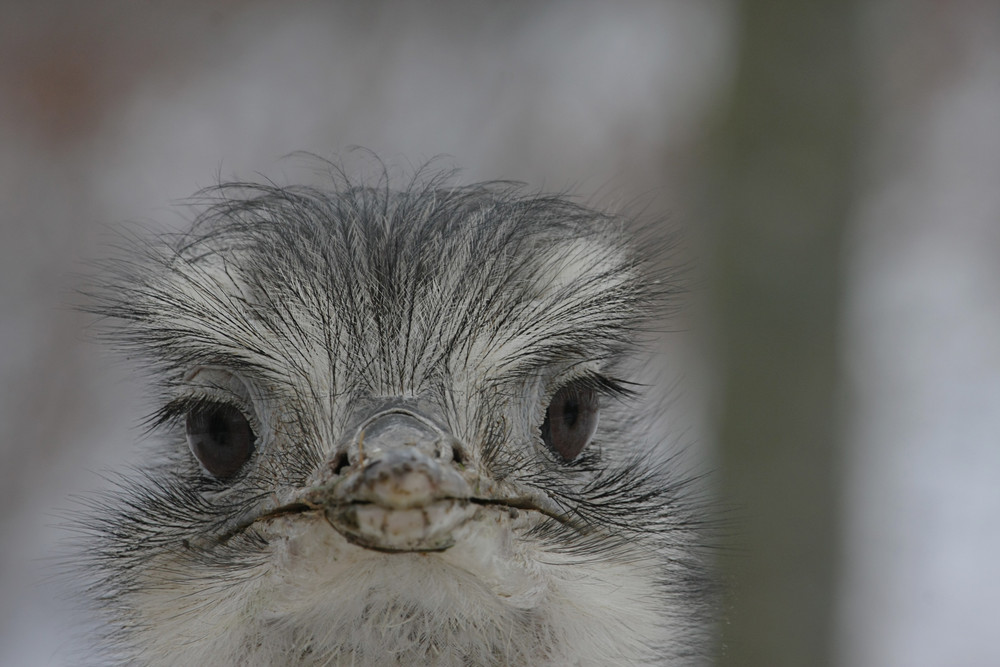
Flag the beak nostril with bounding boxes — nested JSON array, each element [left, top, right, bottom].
[[331, 452, 350, 476], [451, 442, 465, 466]]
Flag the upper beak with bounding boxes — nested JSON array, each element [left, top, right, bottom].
[[302, 407, 480, 552]]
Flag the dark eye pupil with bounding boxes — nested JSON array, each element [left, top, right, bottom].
[[541, 383, 599, 462], [561, 399, 580, 429], [186, 404, 255, 478]]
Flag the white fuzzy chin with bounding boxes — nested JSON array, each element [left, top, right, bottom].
[[123, 509, 673, 666]]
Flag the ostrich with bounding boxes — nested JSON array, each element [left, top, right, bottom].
[[79, 168, 713, 665]]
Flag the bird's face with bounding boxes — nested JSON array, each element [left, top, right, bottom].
[[80, 180, 711, 665]]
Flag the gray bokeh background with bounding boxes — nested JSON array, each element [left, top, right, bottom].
[[1, 2, 997, 665]]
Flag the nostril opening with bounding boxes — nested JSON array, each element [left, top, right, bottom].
[[330, 452, 350, 475]]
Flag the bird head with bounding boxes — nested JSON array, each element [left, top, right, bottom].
[[79, 171, 712, 665]]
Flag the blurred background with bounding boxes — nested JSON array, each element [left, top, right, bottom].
[[1, 1, 998, 665]]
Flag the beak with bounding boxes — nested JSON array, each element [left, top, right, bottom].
[[302, 407, 479, 552]]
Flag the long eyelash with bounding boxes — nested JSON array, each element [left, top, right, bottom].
[[576, 371, 641, 400], [145, 395, 245, 434], [547, 370, 640, 410]]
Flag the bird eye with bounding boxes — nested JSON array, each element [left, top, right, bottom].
[[540, 381, 599, 462], [185, 403, 255, 478]]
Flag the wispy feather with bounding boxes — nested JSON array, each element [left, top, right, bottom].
[[73, 162, 714, 666]]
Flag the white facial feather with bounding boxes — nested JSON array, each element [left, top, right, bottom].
[[125, 512, 677, 666]]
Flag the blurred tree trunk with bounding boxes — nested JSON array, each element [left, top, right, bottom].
[[707, 3, 861, 666]]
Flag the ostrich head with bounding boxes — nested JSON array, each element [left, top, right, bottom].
[[80, 170, 712, 665]]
